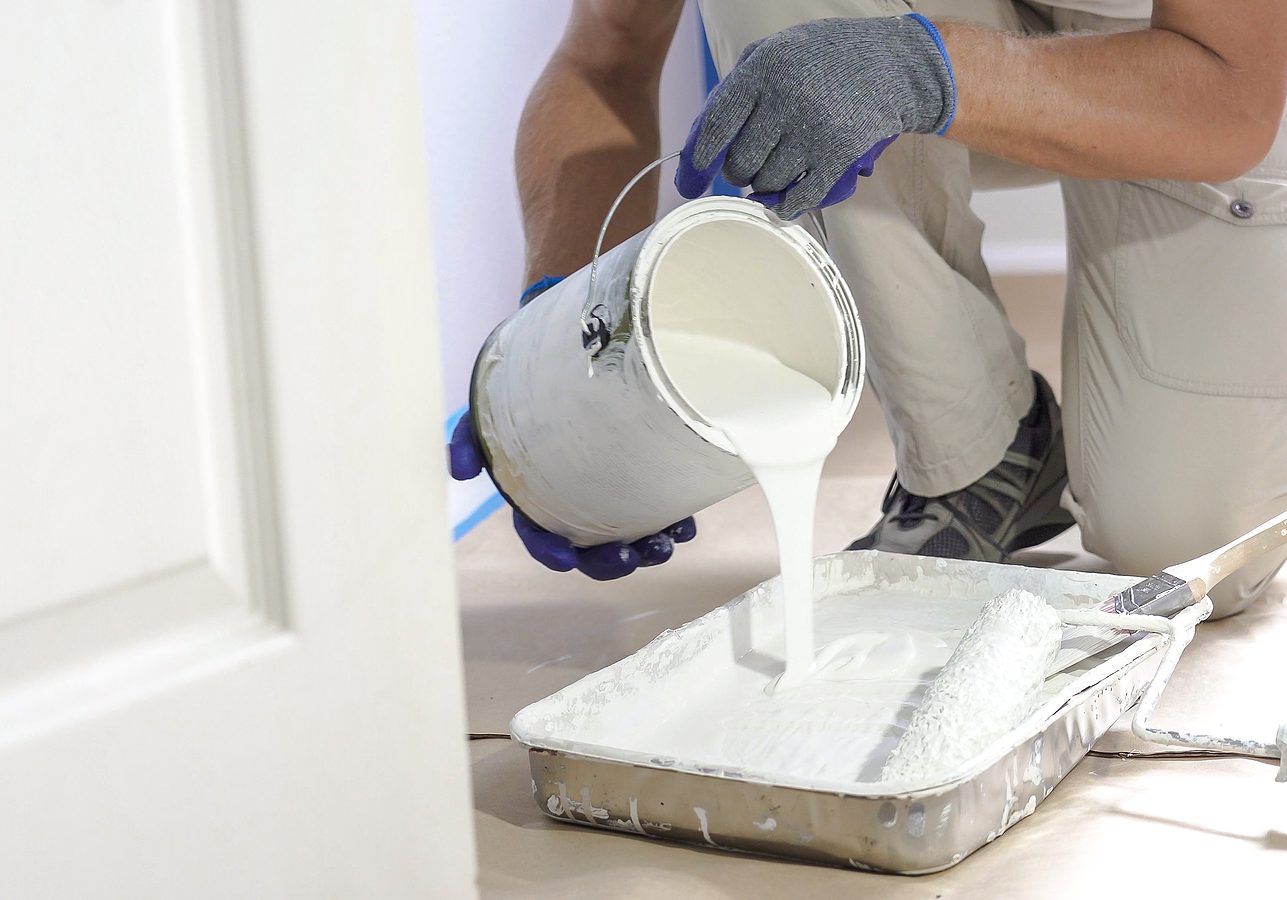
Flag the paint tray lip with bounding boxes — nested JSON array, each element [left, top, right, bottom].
[[511, 640, 1163, 798], [511, 549, 1161, 797]]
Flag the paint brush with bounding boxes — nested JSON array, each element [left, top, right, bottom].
[[1096, 508, 1287, 618], [1048, 508, 1287, 673]]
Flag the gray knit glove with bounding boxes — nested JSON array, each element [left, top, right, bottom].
[[676, 14, 955, 220]]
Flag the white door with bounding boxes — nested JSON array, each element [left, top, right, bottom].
[[0, 2, 476, 897]]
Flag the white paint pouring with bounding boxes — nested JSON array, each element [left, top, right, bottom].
[[652, 330, 844, 689]]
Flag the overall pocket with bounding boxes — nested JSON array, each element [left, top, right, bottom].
[[1114, 164, 1287, 398]]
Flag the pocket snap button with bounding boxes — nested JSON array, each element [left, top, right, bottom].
[[1230, 199, 1255, 219]]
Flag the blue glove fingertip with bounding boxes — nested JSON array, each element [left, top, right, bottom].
[[513, 511, 578, 572], [447, 414, 484, 481], [746, 186, 787, 211], [667, 517, 698, 544], [632, 533, 675, 567], [576, 543, 640, 581], [756, 135, 899, 219]]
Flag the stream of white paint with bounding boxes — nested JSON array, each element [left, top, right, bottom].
[[652, 331, 844, 688]]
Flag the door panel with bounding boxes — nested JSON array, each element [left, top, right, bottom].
[[2, 0, 209, 616], [0, 0, 282, 742], [0, 2, 475, 896]]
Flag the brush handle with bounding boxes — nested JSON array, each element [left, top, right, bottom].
[[1164, 509, 1287, 600], [1052, 507, 1287, 677]]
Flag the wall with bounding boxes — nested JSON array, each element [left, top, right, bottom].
[[975, 183, 1067, 275], [414, 0, 707, 535]]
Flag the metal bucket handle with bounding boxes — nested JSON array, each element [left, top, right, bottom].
[[579, 152, 828, 356], [580, 151, 680, 356]]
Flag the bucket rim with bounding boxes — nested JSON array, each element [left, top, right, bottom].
[[632, 196, 866, 454]]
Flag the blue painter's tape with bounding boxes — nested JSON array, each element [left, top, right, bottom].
[[453, 491, 505, 542], [700, 18, 721, 93], [698, 13, 741, 199]]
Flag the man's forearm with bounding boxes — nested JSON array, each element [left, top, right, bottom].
[[516, 1, 681, 285], [939, 12, 1287, 183], [516, 56, 662, 284]]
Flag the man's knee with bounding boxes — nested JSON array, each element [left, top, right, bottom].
[[1074, 493, 1285, 620], [1204, 561, 1281, 620]]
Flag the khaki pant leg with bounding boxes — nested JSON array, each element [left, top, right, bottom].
[[699, 0, 1048, 494], [1058, 11, 1287, 618]]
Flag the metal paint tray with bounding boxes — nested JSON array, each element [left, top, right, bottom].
[[511, 550, 1167, 873]]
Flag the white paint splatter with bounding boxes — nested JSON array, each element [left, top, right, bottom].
[[579, 787, 608, 822], [693, 807, 719, 847], [906, 802, 926, 838], [526, 654, 573, 675], [1006, 796, 1038, 828], [752, 816, 777, 831]]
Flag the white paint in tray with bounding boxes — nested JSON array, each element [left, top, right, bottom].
[[511, 554, 1147, 793]]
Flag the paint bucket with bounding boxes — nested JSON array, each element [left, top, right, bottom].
[[470, 160, 865, 546]]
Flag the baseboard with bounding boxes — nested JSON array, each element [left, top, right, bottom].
[[982, 240, 1067, 276]]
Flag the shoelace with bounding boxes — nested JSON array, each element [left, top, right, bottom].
[[881, 477, 937, 528]]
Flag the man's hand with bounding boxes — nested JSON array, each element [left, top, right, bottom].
[[448, 414, 696, 580], [675, 15, 955, 220]]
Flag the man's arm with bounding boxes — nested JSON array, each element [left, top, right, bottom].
[[941, 0, 1287, 182], [516, 0, 683, 284]]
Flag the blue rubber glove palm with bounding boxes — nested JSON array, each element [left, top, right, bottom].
[[448, 411, 697, 581]]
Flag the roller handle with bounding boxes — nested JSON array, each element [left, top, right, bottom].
[[1164, 509, 1287, 600]]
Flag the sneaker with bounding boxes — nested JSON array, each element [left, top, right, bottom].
[[847, 372, 1075, 562]]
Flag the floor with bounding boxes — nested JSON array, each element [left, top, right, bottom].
[[455, 275, 1287, 898]]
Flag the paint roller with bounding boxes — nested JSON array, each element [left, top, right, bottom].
[[881, 510, 1287, 785]]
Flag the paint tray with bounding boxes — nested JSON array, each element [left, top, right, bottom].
[[510, 550, 1167, 873]]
